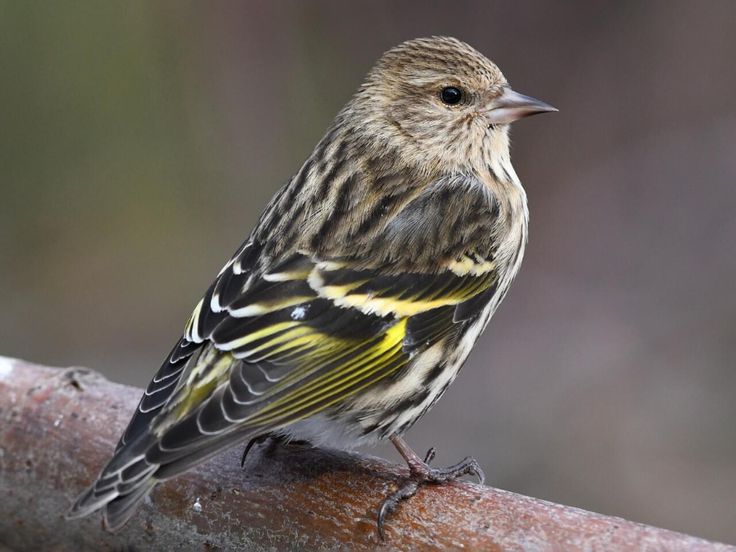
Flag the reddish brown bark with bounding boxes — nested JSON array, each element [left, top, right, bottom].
[[0, 356, 732, 551]]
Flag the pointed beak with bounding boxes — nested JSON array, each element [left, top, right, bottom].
[[486, 87, 557, 125]]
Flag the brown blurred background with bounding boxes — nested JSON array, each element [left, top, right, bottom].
[[1, 0, 735, 544]]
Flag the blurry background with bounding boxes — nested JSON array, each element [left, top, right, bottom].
[[2, 0, 735, 543]]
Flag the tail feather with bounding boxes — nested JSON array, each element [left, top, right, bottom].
[[67, 423, 258, 527], [67, 347, 270, 528], [103, 479, 157, 531], [66, 433, 158, 522], [66, 485, 118, 520]]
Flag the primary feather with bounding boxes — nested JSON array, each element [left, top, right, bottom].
[[68, 36, 537, 530]]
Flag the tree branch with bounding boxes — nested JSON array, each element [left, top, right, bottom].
[[0, 356, 731, 551]]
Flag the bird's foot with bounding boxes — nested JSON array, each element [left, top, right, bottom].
[[240, 433, 312, 468], [377, 436, 484, 540]]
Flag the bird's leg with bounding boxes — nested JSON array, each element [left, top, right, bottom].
[[377, 434, 485, 539], [240, 433, 313, 468]]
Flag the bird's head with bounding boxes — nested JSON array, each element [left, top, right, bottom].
[[351, 36, 556, 176]]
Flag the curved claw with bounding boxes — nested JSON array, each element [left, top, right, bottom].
[[469, 458, 485, 485], [456, 456, 485, 485], [439, 456, 485, 485], [377, 479, 421, 540], [422, 456, 486, 484], [240, 434, 271, 468], [423, 447, 436, 465]]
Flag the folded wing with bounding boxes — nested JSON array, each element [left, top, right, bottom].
[[69, 240, 497, 529]]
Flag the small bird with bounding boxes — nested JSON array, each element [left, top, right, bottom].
[[68, 36, 555, 535]]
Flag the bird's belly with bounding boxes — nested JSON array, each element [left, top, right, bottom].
[[279, 412, 382, 450]]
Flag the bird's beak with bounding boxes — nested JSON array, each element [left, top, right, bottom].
[[486, 87, 557, 125]]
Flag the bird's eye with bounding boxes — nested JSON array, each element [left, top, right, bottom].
[[440, 86, 463, 105]]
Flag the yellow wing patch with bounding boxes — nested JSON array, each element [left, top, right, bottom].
[[309, 265, 494, 317], [243, 318, 408, 426]]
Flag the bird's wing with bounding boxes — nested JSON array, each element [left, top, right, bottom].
[[144, 247, 497, 465], [103, 239, 498, 469]]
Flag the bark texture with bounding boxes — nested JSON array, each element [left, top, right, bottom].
[[0, 356, 732, 551]]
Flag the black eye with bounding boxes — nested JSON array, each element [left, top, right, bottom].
[[440, 86, 463, 105]]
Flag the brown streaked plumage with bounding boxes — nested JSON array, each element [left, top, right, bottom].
[[67, 36, 555, 536]]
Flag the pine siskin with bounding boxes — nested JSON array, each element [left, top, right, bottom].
[[68, 36, 556, 534]]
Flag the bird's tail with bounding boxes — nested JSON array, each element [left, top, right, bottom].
[[66, 432, 159, 531], [66, 422, 257, 531]]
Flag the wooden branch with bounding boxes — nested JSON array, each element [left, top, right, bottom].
[[0, 356, 732, 551]]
